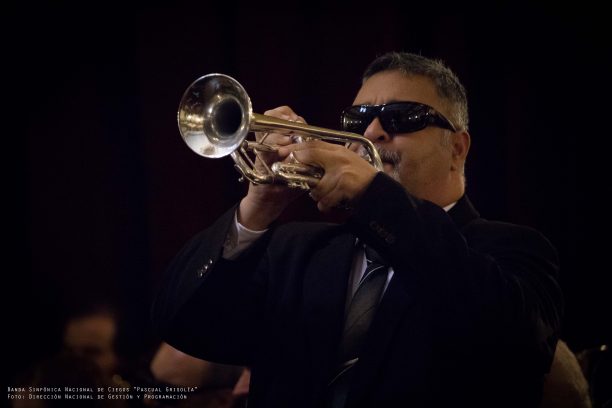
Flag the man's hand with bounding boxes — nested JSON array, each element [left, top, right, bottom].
[[238, 106, 306, 230], [279, 140, 379, 212]]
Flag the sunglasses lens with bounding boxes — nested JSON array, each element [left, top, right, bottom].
[[380, 103, 429, 133], [341, 106, 375, 135], [341, 102, 451, 135]]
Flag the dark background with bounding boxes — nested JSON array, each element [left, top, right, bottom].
[[5, 2, 611, 385]]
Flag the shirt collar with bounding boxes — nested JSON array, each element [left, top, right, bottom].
[[443, 201, 457, 212]]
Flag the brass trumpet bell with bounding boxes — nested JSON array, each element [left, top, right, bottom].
[[177, 73, 382, 189]]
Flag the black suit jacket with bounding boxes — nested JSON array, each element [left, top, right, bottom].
[[152, 173, 563, 407]]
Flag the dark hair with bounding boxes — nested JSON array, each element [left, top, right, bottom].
[[363, 52, 469, 131]]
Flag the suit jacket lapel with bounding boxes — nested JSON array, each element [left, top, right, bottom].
[[345, 194, 480, 405]]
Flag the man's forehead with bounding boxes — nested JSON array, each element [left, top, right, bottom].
[[353, 71, 439, 107]]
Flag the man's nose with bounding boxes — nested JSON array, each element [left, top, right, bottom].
[[363, 117, 392, 143]]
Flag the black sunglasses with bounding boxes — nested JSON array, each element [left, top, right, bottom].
[[341, 101, 457, 136]]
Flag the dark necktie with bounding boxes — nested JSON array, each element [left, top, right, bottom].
[[338, 245, 388, 363], [325, 245, 388, 407]]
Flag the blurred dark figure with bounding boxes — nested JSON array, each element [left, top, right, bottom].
[[577, 344, 611, 408], [541, 340, 592, 408], [63, 305, 120, 379], [12, 351, 125, 408], [61, 303, 153, 406]]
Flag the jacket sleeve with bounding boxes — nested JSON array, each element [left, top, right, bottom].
[[349, 173, 563, 372], [151, 205, 271, 365]]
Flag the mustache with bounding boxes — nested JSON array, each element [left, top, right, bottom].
[[375, 146, 401, 164]]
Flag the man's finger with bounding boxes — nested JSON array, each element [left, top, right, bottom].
[[278, 142, 341, 166]]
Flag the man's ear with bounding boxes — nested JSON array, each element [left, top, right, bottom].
[[451, 131, 470, 171]]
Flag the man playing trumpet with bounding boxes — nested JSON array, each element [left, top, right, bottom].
[[153, 52, 563, 407]]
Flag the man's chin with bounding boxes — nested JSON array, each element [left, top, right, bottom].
[[381, 163, 401, 184]]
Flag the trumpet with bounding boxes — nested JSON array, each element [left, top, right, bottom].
[[177, 73, 382, 190]]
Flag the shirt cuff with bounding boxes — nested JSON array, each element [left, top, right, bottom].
[[222, 211, 268, 260]]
